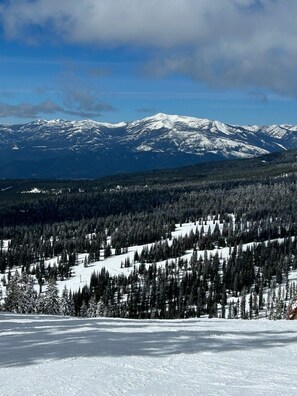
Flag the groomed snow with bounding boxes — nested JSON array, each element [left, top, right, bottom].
[[0, 314, 297, 396]]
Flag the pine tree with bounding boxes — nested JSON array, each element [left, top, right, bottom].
[[272, 297, 284, 320], [80, 301, 88, 317], [87, 296, 97, 317], [240, 288, 247, 319], [96, 299, 105, 317], [4, 272, 22, 313], [84, 255, 88, 268], [43, 278, 60, 315], [20, 271, 38, 314], [60, 286, 74, 316]]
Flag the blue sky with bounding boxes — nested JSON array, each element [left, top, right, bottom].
[[0, 0, 297, 125]]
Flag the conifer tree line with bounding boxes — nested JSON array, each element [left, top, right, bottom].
[[2, 235, 296, 319], [3, 270, 74, 316], [1, 161, 297, 319], [70, 236, 297, 319]]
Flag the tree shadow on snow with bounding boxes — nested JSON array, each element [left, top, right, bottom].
[[0, 313, 296, 368]]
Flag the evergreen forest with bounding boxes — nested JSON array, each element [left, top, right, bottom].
[[2, 149, 297, 320]]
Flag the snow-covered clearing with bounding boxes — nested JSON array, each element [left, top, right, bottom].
[[54, 218, 295, 298], [0, 314, 297, 396], [56, 219, 227, 294], [2, 217, 296, 304], [54, 220, 209, 293]]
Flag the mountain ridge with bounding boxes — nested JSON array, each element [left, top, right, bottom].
[[1, 113, 297, 178]]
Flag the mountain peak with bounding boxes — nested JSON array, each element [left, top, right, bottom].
[[0, 113, 297, 178], [132, 113, 212, 131]]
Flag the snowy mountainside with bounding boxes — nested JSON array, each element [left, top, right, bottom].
[[0, 220, 205, 299], [1, 217, 297, 320], [1, 113, 297, 178]]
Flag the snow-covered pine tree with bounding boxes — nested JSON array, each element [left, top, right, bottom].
[[96, 299, 105, 317], [4, 271, 22, 313], [80, 301, 88, 317], [60, 286, 74, 316], [43, 278, 60, 315], [19, 270, 38, 314], [87, 296, 97, 317]]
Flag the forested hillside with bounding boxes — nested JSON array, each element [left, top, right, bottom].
[[1, 149, 297, 319]]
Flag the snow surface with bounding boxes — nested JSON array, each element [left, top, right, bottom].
[[0, 314, 297, 396], [21, 187, 46, 194]]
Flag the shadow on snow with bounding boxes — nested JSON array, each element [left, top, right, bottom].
[[0, 314, 296, 368]]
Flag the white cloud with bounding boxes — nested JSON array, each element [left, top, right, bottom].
[[1, 0, 297, 95], [0, 0, 202, 47]]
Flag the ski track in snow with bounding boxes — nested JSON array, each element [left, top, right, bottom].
[[0, 314, 297, 396]]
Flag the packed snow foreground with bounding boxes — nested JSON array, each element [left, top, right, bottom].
[[1, 314, 297, 396]]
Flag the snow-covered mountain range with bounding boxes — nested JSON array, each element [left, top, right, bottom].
[[1, 113, 297, 178]]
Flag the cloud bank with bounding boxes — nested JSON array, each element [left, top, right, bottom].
[[0, 99, 115, 119], [1, 0, 297, 96]]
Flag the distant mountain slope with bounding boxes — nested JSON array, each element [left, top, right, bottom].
[[1, 113, 297, 178]]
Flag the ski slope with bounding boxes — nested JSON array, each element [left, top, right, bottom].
[[1, 314, 297, 396]]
